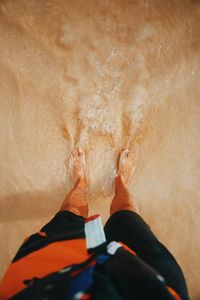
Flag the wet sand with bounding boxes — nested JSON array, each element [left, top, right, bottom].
[[0, 1, 200, 298]]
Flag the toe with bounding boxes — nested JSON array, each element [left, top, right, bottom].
[[78, 147, 83, 156], [121, 148, 129, 158], [72, 147, 78, 157]]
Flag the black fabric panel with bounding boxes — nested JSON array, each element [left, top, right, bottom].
[[108, 248, 174, 300], [90, 270, 122, 300], [104, 210, 189, 300], [90, 247, 176, 300], [11, 268, 71, 300]]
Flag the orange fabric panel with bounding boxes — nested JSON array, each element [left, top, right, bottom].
[[0, 238, 89, 299], [38, 231, 47, 237], [167, 286, 182, 300], [119, 242, 136, 256]]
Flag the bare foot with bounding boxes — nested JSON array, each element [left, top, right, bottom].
[[70, 146, 86, 184], [117, 146, 138, 184]]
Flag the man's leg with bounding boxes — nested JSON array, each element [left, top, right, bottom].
[[105, 147, 189, 299], [110, 147, 139, 215], [59, 146, 88, 218]]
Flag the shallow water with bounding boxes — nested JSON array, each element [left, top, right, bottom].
[[0, 1, 200, 298]]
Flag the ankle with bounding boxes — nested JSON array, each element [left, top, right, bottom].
[[75, 176, 87, 189]]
